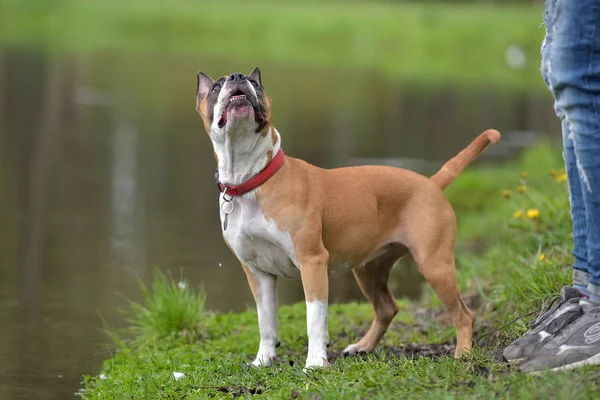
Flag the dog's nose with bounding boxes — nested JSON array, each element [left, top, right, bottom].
[[228, 73, 246, 83]]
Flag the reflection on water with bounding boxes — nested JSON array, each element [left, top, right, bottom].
[[0, 48, 559, 399], [110, 116, 144, 269]]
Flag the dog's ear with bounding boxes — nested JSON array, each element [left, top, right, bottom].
[[197, 72, 214, 106], [248, 67, 262, 87]]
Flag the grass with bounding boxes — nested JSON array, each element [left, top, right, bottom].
[[117, 271, 208, 348], [0, 0, 546, 89], [80, 142, 600, 399]]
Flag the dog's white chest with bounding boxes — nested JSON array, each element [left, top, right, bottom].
[[220, 193, 300, 279]]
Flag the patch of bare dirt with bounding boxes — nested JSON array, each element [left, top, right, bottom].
[[202, 385, 264, 397], [382, 342, 455, 359]]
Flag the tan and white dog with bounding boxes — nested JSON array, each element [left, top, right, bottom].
[[196, 67, 500, 370]]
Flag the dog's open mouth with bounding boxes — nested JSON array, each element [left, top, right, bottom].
[[218, 90, 265, 128], [229, 93, 247, 102]]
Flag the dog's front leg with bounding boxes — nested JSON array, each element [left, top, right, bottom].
[[299, 252, 330, 370], [241, 264, 278, 367]]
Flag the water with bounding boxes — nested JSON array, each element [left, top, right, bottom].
[[0, 48, 559, 399]]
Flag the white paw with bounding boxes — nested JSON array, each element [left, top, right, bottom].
[[341, 343, 361, 356], [303, 353, 329, 371], [251, 352, 275, 367]]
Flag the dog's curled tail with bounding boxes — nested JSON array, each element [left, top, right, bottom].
[[430, 129, 501, 190]]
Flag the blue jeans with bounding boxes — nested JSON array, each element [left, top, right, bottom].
[[542, 0, 600, 287]]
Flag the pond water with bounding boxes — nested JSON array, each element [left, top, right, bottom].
[[0, 48, 559, 399]]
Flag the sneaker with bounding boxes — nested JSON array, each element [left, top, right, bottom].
[[502, 286, 583, 363], [520, 302, 600, 374]]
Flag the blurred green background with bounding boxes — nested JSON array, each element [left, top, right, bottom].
[[0, 1, 558, 399], [1, 0, 546, 87]]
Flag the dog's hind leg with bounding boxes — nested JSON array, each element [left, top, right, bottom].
[[342, 245, 408, 356], [410, 212, 475, 357], [417, 256, 474, 357]]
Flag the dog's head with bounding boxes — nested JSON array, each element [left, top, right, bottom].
[[196, 67, 272, 137]]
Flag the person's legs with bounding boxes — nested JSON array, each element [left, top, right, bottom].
[[560, 119, 591, 294], [502, 0, 600, 365], [548, 0, 600, 301], [541, 0, 590, 292], [516, 0, 600, 373]]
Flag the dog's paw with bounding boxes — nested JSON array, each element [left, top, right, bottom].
[[303, 354, 330, 371], [341, 343, 369, 357], [251, 353, 275, 367]]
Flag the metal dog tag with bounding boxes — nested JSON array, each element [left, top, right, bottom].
[[221, 195, 235, 232]]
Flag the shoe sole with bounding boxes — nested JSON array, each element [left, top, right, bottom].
[[528, 353, 600, 376]]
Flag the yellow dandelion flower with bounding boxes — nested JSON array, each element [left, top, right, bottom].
[[502, 190, 511, 198], [527, 209, 540, 219], [549, 169, 558, 177], [539, 253, 546, 261], [513, 210, 523, 219], [521, 172, 528, 179], [555, 172, 568, 183], [517, 185, 527, 194]]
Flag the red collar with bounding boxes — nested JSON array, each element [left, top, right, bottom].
[[216, 148, 285, 197]]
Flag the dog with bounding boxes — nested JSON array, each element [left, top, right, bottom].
[[195, 67, 500, 369]]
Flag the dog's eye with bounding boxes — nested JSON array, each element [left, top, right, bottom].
[[250, 80, 259, 89], [212, 84, 221, 92]]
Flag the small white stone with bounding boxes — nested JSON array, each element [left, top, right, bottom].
[[177, 281, 187, 290], [218, 262, 222, 268], [172, 372, 185, 381], [99, 374, 107, 380]]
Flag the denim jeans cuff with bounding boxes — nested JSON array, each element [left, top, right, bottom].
[[573, 269, 591, 287], [587, 283, 600, 296]]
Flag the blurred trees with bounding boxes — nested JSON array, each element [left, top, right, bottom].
[[371, 0, 541, 3]]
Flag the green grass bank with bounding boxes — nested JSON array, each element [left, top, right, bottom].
[[0, 0, 545, 89], [80, 143, 600, 399]]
